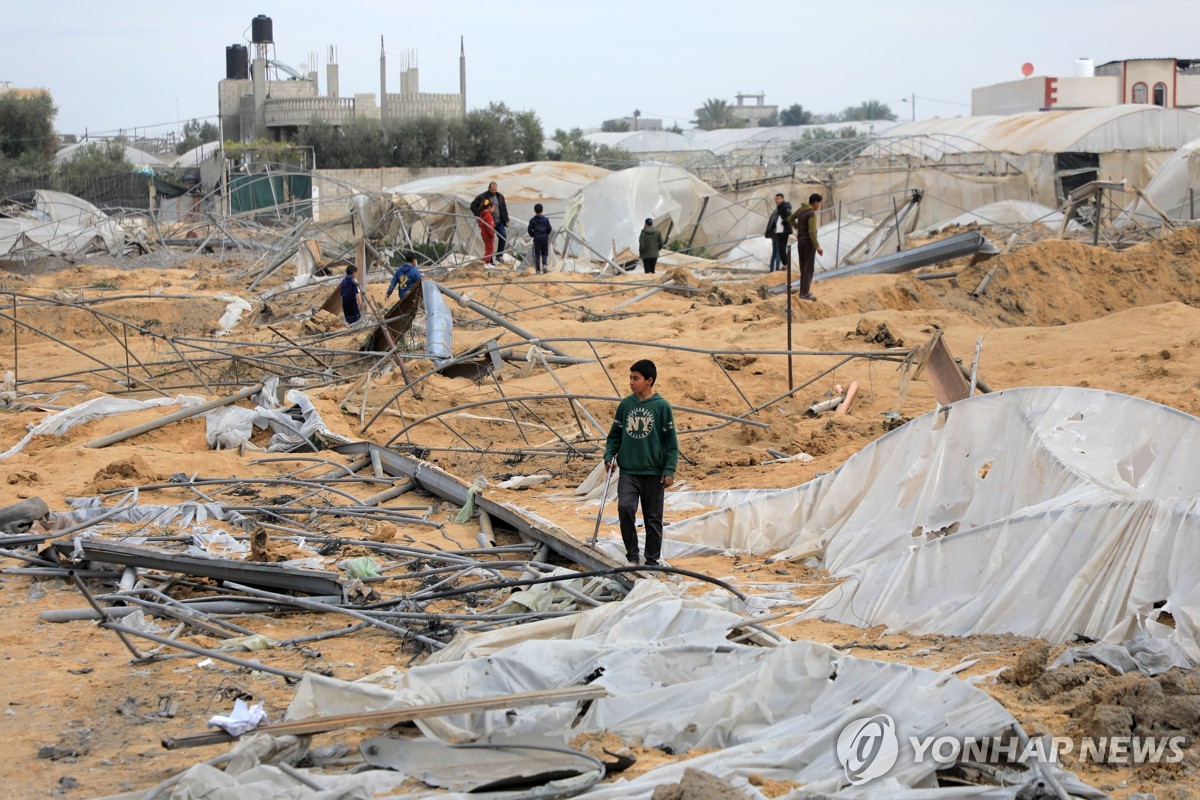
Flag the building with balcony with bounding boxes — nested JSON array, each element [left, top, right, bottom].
[[972, 58, 1200, 116]]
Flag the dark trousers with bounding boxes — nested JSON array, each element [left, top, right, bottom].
[[495, 222, 508, 260], [771, 233, 790, 271], [617, 472, 664, 563], [642, 257, 657, 274], [797, 240, 817, 296], [532, 236, 549, 271]]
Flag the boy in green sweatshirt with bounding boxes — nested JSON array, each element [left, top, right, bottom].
[[788, 192, 825, 301], [604, 359, 679, 566]]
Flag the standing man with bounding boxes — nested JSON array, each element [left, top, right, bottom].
[[788, 193, 824, 301], [471, 181, 509, 263], [638, 218, 665, 275], [764, 193, 793, 272], [385, 251, 422, 302], [604, 359, 678, 567], [339, 264, 363, 325]]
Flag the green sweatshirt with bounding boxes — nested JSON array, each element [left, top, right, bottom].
[[604, 392, 679, 476], [788, 203, 820, 249], [639, 227, 665, 259]]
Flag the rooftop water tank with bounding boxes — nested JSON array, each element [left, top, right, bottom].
[[225, 44, 249, 79], [1074, 57, 1094, 78], [251, 15, 273, 44]]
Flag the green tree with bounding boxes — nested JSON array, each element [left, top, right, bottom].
[[299, 104, 543, 169], [601, 119, 630, 132], [693, 98, 734, 130], [53, 141, 134, 195], [510, 108, 545, 162], [842, 100, 897, 121], [779, 104, 815, 126], [546, 128, 633, 168], [175, 119, 220, 155], [549, 128, 593, 162], [0, 91, 57, 160]]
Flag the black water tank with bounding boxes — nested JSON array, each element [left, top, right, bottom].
[[251, 15, 273, 44], [225, 44, 249, 79]]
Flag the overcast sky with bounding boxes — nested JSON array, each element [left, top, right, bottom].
[[3, 0, 1195, 140]]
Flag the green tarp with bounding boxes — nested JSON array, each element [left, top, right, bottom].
[[227, 173, 312, 217]]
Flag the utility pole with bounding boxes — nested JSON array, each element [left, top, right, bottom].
[[911, 93, 916, 121]]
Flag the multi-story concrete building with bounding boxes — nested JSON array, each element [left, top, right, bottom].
[[218, 16, 466, 143], [972, 58, 1200, 116]]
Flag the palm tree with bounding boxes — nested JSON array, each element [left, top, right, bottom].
[[842, 100, 897, 122], [694, 98, 733, 130]]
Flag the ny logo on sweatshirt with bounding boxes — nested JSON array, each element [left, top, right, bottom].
[[624, 407, 655, 439]]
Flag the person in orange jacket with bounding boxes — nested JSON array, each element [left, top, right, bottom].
[[478, 199, 496, 264]]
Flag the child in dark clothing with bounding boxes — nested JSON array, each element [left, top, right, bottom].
[[527, 203, 552, 273], [386, 251, 422, 301], [339, 264, 362, 325]]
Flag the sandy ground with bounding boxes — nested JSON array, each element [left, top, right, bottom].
[[3, 229, 1200, 798]]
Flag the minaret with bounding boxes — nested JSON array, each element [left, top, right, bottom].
[[327, 45, 339, 99], [379, 36, 388, 121], [459, 36, 467, 116]]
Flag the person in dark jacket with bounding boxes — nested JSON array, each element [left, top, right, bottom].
[[764, 193, 793, 272], [526, 203, 553, 273], [471, 182, 509, 262], [788, 193, 824, 301], [339, 264, 362, 325], [604, 359, 678, 567], [385, 251, 422, 301], [638, 218, 665, 274]]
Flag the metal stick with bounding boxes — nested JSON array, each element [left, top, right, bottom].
[[589, 467, 614, 548]]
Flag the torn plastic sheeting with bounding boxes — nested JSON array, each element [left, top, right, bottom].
[[214, 293, 254, 332], [204, 380, 350, 453], [188, 530, 250, 558], [205, 406, 257, 450], [0, 394, 204, 461], [165, 733, 413, 800], [284, 581, 1099, 799], [209, 698, 269, 737], [666, 386, 1200, 665], [61, 497, 250, 531], [360, 735, 595, 792], [495, 474, 552, 490], [1051, 629, 1177, 676], [493, 567, 612, 614]]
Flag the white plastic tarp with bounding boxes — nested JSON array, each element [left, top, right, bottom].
[[385, 162, 611, 261], [0, 393, 203, 461], [666, 386, 1200, 666], [0, 190, 125, 257], [279, 581, 1098, 799], [563, 165, 765, 261], [1116, 135, 1200, 226], [204, 379, 351, 452]]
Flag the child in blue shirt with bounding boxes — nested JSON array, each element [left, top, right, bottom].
[[386, 251, 423, 301], [526, 203, 552, 274]]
